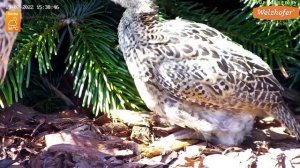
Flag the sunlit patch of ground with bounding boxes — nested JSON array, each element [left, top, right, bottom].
[[1, 104, 300, 167]]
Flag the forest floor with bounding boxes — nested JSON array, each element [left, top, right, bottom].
[[1, 104, 300, 168]]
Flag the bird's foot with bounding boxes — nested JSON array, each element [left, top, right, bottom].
[[142, 129, 199, 158], [109, 109, 152, 126]]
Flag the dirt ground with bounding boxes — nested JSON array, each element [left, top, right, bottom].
[[1, 104, 300, 168]]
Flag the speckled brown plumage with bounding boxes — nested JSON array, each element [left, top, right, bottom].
[[113, 0, 300, 145], [0, 0, 20, 83]]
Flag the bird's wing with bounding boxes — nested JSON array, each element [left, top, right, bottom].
[[141, 19, 283, 111]]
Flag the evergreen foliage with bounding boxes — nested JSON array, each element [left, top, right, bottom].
[[0, 0, 299, 114]]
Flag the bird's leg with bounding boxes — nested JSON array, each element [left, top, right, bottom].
[[152, 125, 182, 137], [109, 110, 201, 157], [142, 129, 200, 158], [164, 129, 199, 139]]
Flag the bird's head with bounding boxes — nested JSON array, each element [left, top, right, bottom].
[[110, 0, 154, 9]]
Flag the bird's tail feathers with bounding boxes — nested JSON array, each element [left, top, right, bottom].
[[273, 103, 300, 139]]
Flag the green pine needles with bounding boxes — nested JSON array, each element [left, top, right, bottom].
[[1, 0, 145, 114]]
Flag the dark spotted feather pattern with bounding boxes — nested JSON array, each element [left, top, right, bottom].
[[112, 0, 300, 144]]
